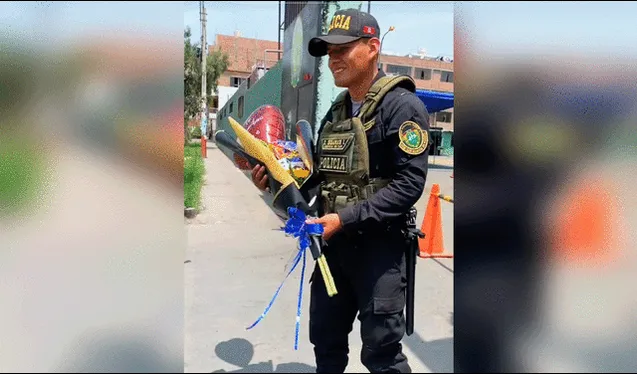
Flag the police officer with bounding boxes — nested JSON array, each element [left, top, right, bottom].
[[252, 9, 430, 373]]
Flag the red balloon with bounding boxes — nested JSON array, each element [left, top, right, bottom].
[[233, 105, 286, 170]]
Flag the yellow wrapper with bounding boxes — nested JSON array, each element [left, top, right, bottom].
[[228, 117, 298, 189]]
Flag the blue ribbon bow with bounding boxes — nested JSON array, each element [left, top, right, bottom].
[[246, 207, 324, 351], [283, 207, 324, 248]]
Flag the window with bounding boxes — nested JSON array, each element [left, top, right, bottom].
[[229, 102, 233, 113], [211, 96, 219, 111], [238, 96, 244, 118], [440, 71, 453, 83], [436, 111, 453, 123], [386, 64, 412, 76], [414, 68, 431, 80], [231, 77, 245, 87]]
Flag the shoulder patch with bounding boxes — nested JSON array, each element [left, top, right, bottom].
[[398, 121, 428, 155]]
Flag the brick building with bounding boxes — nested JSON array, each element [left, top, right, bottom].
[[210, 32, 282, 88], [379, 53, 454, 133], [206, 33, 283, 133]]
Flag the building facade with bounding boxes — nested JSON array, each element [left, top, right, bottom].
[[209, 31, 454, 155], [205, 33, 283, 135], [379, 54, 454, 156]]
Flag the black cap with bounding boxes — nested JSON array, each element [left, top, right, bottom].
[[308, 9, 380, 57]]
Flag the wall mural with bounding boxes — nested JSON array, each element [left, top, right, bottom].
[[281, 2, 322, 142], [290, 17, 304, 89]]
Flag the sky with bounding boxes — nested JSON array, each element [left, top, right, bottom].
[[183, 1, 455, 58], [456, 1, 637, 58], [0, 1, 183, 51], [1, 2, 636, 59]]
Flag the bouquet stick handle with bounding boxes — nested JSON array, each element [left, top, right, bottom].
[[317, 254, 337, 297], [311, 236, 337, 296]]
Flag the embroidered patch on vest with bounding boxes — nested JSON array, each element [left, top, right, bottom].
[[319, 155, 349, 173], [398, 121, 428, 155], [321, 133, 354, 152]]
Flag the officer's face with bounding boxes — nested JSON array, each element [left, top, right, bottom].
[[327, 38, 380, 87]]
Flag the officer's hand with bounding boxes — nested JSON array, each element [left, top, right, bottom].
[[251, 165, 270, 192], [307, 213, 342, 241]]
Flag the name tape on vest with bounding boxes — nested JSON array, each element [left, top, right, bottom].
[[321, 135, 354, 152], [319, 155, 349, 173]]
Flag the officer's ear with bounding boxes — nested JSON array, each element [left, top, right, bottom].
[[367, 37, 381, 58]]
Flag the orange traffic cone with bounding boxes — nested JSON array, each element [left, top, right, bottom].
[[550, 175, 621, 267], [418, 184, 453, 258]]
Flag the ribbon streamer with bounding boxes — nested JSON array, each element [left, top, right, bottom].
[[246, 207, 323, 350]]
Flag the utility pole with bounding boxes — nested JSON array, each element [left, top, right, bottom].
[[200, 1, 208, 156]]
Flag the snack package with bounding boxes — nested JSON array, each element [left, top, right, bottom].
[[276, 140, 298, 152], [267, 141, 311, 186]]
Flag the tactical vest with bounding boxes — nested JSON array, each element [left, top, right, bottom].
[[317, 74, 417, 215]]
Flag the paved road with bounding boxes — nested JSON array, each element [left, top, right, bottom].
[[185, 142, 454, 373]]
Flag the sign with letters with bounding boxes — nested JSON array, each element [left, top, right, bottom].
[[328, 14, 351, 32], [319, 155, 349, 173]]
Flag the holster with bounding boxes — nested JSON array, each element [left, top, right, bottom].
[[402, 206, 424, 336]]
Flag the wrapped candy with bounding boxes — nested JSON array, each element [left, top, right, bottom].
[[264, 140, 311, 186]]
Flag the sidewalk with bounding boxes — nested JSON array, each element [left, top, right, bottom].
[[185, 141, 453, 373], [429, 154, 454, 169]]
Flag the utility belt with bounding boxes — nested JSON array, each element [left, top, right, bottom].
[[319, 178, 416, 234], [319, 178, 391, 215]]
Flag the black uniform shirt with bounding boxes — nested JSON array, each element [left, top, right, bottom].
[[309, 70, 431, 234]]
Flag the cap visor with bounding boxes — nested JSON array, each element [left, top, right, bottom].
[[308, 35, 362, 57]]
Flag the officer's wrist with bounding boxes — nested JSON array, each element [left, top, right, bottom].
[[337, 206, 357, 233]]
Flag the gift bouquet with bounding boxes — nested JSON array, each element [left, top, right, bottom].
[[231, 104, 286, 170], [214, 105, 336, 350]]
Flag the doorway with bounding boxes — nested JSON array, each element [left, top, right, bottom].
[[429, 127, 443, 156]]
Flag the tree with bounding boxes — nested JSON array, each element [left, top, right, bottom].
[[184, 27, 229, 143]]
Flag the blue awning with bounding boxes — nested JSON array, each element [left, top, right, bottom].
[[415, 89, 454, 113]]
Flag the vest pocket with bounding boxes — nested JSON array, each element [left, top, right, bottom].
[[317, 132, 355, 175], [365, 119, 388, 176], [321, 183, 361, 214]]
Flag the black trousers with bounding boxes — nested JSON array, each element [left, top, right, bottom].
[[309, 228, 411, 373]]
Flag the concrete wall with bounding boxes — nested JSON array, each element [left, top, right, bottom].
[[236, 61, 283, 124], [217, 86, 238, 112]]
